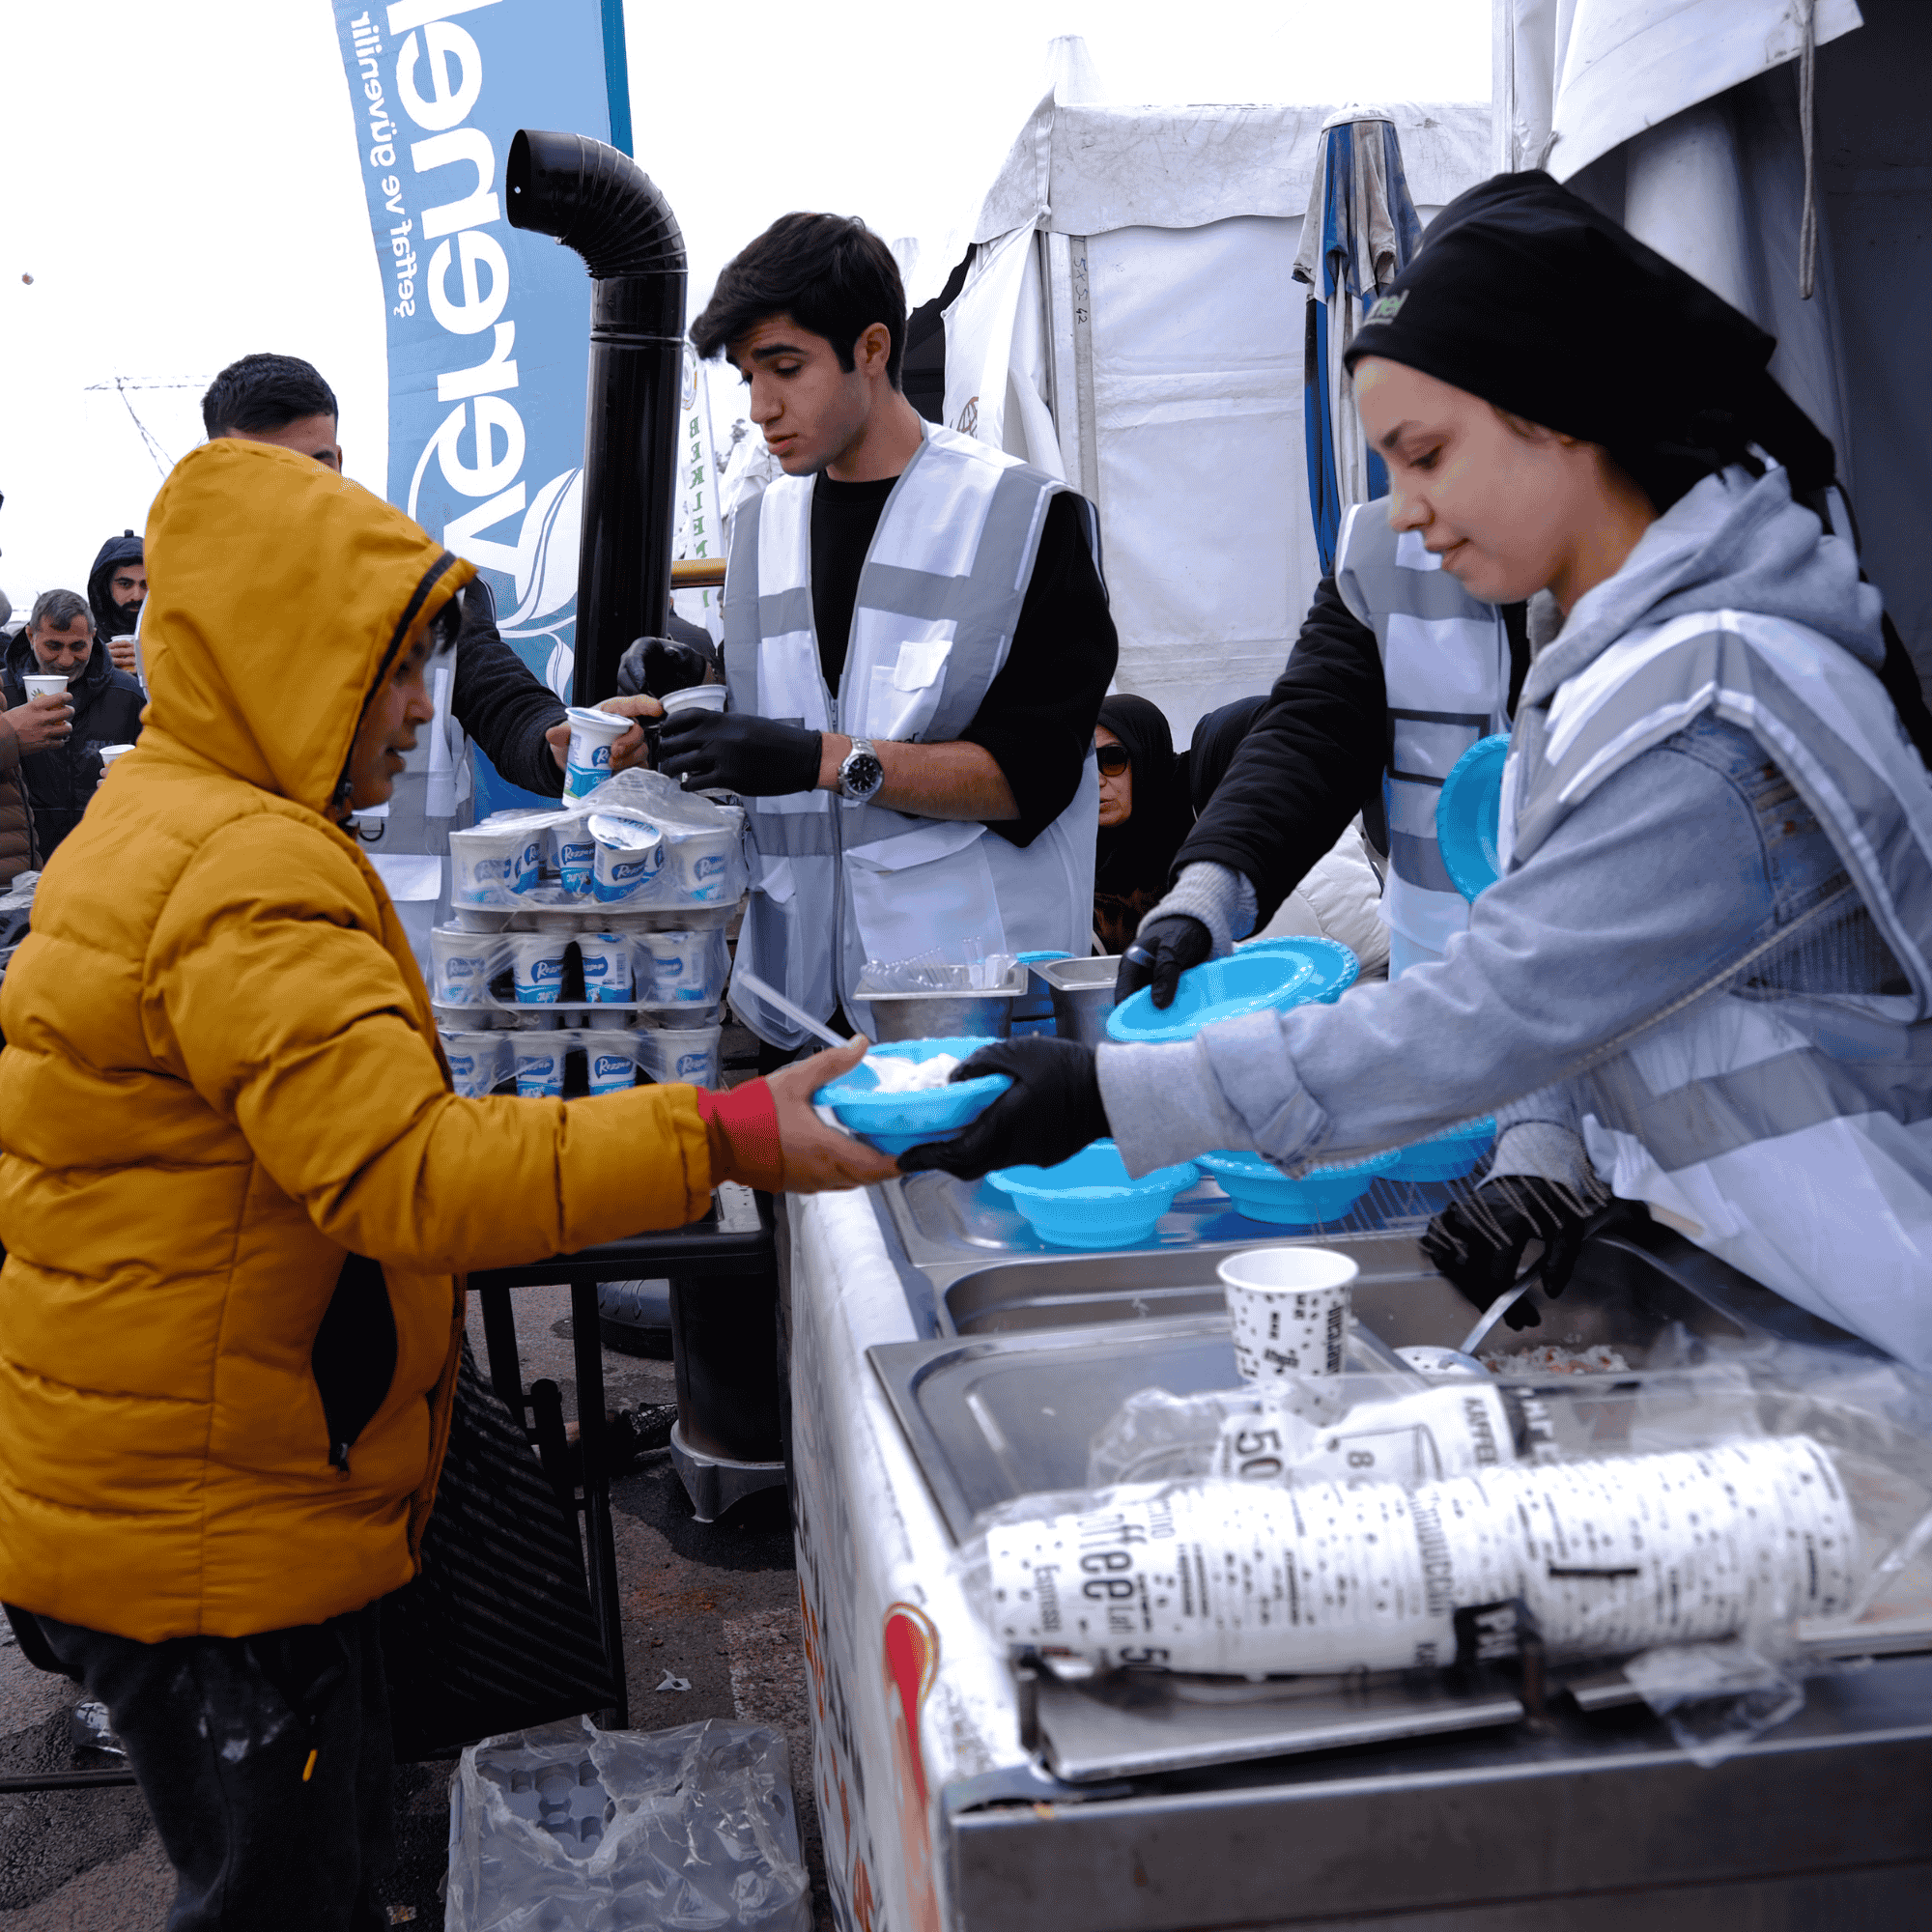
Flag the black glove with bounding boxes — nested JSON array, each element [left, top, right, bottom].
[[896, 1037, 1110, 1180], [616, 635, 716, 699], [1421, 1176, 1625, 1329], [1115, 915, 1212, 1009], [657, 711, 821, 797]]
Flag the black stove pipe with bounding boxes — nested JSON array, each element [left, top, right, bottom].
[[505, 128, 686, 707]]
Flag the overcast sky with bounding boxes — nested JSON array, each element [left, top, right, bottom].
[[0, 0, 1488, 610]]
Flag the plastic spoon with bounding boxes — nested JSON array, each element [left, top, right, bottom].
[[1458, 1281, 1534, 1356], [731, 965, 855, 1051]]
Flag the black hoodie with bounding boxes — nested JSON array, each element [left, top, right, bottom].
[[2, 628, 145, 858], [87, 530, 145, 641]]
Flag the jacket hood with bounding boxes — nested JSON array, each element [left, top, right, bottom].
[[87, 530, 145, 639], [1520, 465, 1885, 711], [140, 441, 471, 814]]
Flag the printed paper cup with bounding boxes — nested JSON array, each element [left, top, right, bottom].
[[22, 674, 69, 699], [562, 705, 632, 801], [1218, 1246, 1359, 1380]]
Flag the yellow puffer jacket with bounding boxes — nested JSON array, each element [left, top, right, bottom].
[[0, 441, 716, 1642]]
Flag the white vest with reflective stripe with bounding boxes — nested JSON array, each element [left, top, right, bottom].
[[723, 422, 1100, 1049], [1334, 501, 1512, 959], [1505, 607, 1932, 1365]]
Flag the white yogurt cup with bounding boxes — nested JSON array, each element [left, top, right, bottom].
[[585, 1009, 632, 1031], [546, 819, 596, 897], [430, 926, 498, 1005], [578, 930, 635, 1003], [450, 822, 542, 905], [510, 1033, 568, 1098], [22, 674, 70, 699], [660, 823, 735, 903], [510, 931, 571, 1005], [562, 705, 633, 801], [641, 1023, 721, 1088], [659, 683, 726, 717], [1218, 1246, 1358, 1380], [441, 1030, 508, 1098], [584, 1033, 640, 1096], [589, 811, 665, 905], [638, 927, 715, 1003]]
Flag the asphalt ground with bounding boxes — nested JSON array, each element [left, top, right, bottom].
[[0, 1282, 832, 1930]]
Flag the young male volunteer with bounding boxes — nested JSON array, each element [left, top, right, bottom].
[[665, 214, 1118, 1060]]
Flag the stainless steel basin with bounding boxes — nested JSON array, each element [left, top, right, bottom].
[[1041, 954, 1121, 1045]]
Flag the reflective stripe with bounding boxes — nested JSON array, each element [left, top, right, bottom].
[[1335, 499, 1509, 948]]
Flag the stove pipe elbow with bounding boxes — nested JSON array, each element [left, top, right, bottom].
[[506, 128, 687, 706]]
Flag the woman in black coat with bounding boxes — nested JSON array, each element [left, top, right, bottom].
[[1092, 694, 1195, 955]]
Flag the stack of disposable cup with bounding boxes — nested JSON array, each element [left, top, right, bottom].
[[985, 1436, 1857, 1676]]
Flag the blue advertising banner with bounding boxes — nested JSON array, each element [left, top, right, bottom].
[[330, 0, 625, 817]]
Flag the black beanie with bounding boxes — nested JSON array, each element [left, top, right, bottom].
[[1343, 171, 1835, 510]]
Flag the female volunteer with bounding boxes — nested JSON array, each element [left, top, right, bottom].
[[904, 171, 1932, 1369]]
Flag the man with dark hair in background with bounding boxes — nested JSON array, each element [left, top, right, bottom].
[[86, 532, 147, 675], [2, 589, 144, 860], [673, 213, 1116, 1064]]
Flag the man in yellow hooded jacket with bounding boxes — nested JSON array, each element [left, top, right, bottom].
[[0, 440, 894, 1930]]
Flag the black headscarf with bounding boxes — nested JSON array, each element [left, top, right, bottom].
[[1343, 170, 1834, 515], [87, 530, 144, 640], [1345, 169, 1932, 759], [1185, 695, 1268, 817], [1094, 694, 1193, 903]]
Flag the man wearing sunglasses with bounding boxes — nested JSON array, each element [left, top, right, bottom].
[[668, 213, 1117, 1062]]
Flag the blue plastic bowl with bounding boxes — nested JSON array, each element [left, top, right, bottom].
[[1197, 1147, 1401, 1225], [1386, 1117, 1496, 1183], [814, 1037, 1009, 1156], [1107, 950, 1321, 1044], [987, 1141, 1201, 1249], [1014, 950, 1072, 1021], [1233, 935, 1360, 1004], [1438, 734, 1511, 901]]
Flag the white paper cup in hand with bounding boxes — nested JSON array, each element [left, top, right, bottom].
[[22, 674, 70, 699], [659, 683, 726, 717], [562, 705, 633, 801], [1218, 1246, 1358, 1380], [510, 931, 570, 1005]]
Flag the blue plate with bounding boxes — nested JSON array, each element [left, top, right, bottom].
[[1196, 1147, 1400, 1225], [1386, 1117, 1495, 1183], [1107, 949, 1320, 1045], [814, 1037, 1009, 1156], [1232, 935, 1359, 1005], [1438, 733, 1511, 901]]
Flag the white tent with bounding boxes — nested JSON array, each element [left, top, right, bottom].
[[1496, 0, 1932, 700], [941, 84, 1492, 742]]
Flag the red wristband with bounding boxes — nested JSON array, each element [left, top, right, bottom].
[[695, 1079, 784, 1192]]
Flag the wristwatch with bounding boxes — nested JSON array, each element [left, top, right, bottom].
[[837, 737, 886, 803]]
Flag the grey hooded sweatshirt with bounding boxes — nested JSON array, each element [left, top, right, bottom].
[[1100, 468, 1932, 1350]]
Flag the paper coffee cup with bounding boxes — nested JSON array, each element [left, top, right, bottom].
[[510, 1033, 567, 1098], [659, 683, 726, 717], [430, 927, 497, 1005], [449, 822, 542, 905], [98, 742, 136, 768], [1218, 1246, 1358, 1380], [562, 705, 633, 801], [510, 931, 570, 1005], [578, 931, 635, 1003], [441, 1030, 508, 1098], [589, 811, 665, 905], [638, 927, 715, 1003], [22, 674, 70, 699]]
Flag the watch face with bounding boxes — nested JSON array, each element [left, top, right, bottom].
[[843, 750, 885, 798]]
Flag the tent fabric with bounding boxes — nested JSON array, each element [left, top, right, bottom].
[[940, 98, 1490, 745], [1294, 114, 1425, 572], [1495, 0, 1862, 181]]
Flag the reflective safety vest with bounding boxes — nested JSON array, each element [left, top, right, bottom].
[[1334, 500, 1513, 963], [1503, 607, 1932, 1366], [723, 422, 1101, 1049]]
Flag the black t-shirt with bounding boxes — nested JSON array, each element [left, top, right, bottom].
[[809, 478, 1118, 847]]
